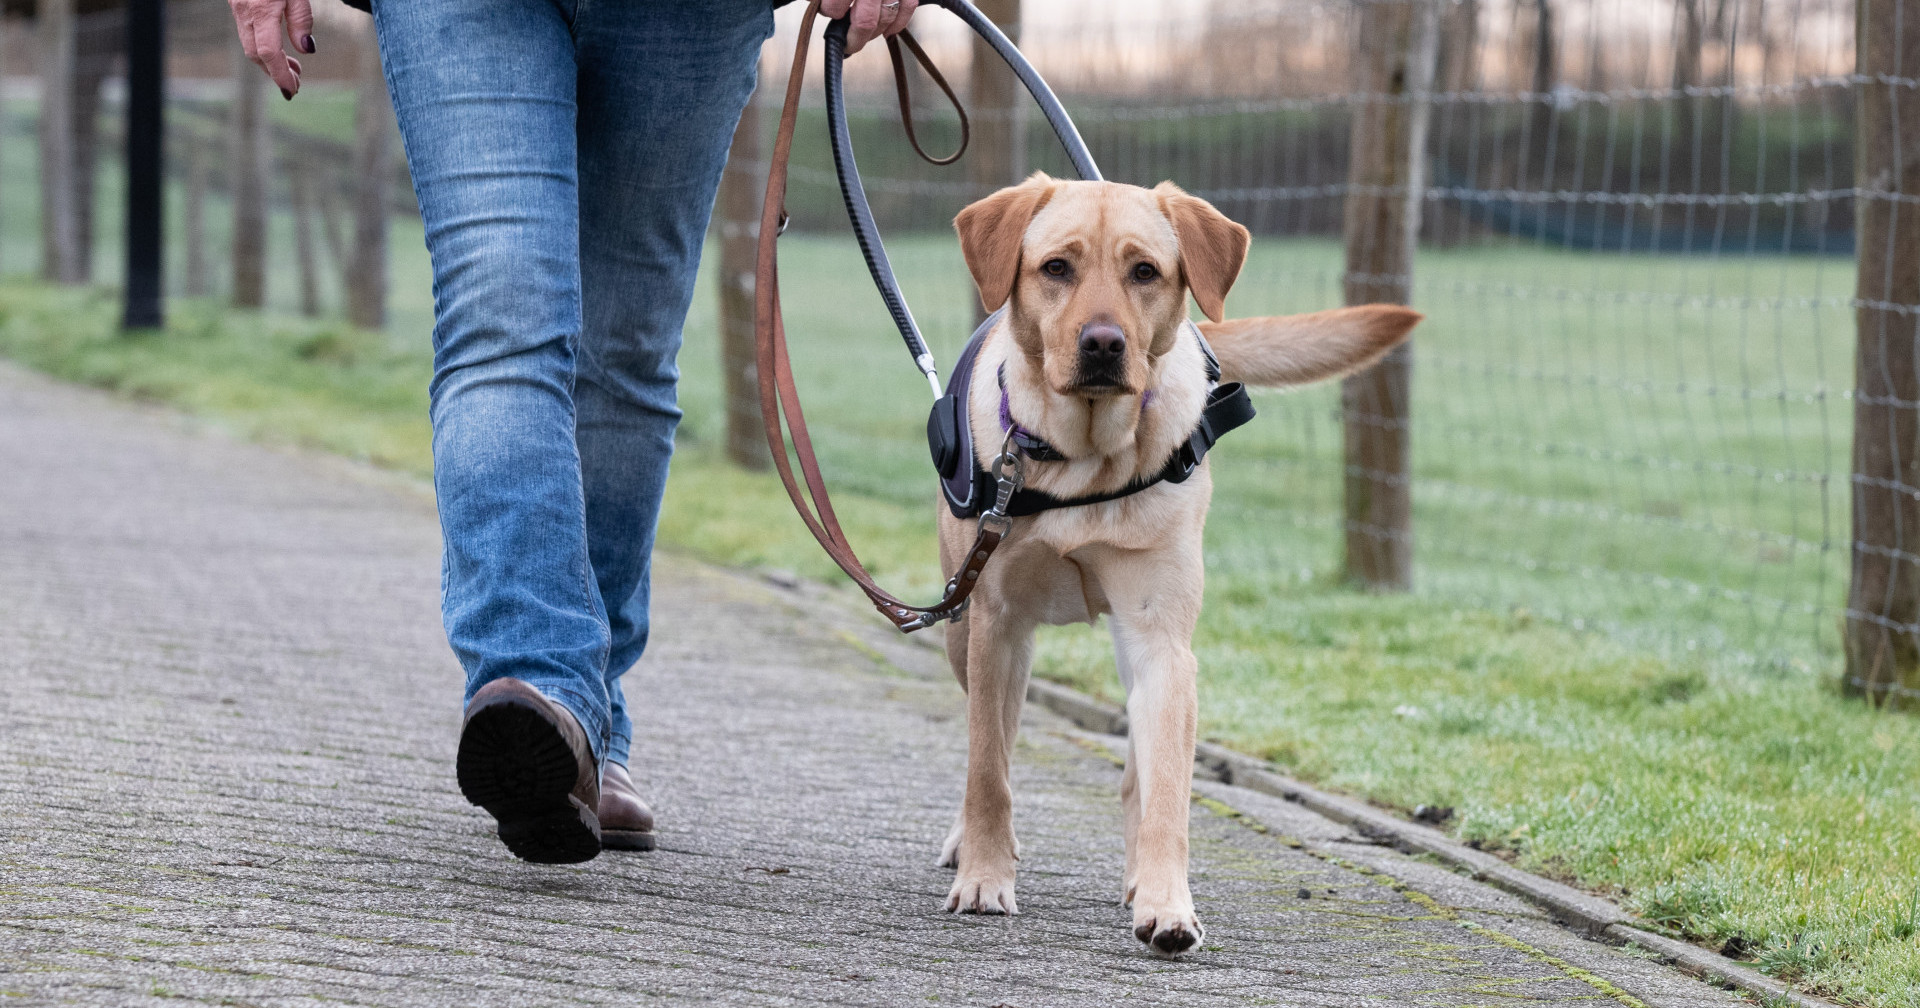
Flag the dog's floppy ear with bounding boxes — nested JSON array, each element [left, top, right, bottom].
[[1154, 182, 1250, 323], [955, 173, 1057, 313]]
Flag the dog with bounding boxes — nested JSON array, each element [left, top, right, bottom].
[[934, 172, 1420, 954]]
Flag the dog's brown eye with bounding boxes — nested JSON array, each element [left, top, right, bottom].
[[1133, 262, 1159, 282], [1042, 259, 1070, 278]]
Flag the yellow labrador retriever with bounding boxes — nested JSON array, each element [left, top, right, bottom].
[[934, 173, 1420, 954]]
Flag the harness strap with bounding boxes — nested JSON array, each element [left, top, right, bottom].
[[757, 2, 995, 633], [973, 381, 1257, 519]]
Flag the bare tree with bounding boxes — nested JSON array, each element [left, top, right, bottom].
[[229, 44, 270, 309], [347, 30, 392, 329], [1524, 0, 1557, 186]]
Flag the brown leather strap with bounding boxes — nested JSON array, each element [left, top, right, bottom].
[[888, 30, 969, 166], [756, 2, 1001, 633]]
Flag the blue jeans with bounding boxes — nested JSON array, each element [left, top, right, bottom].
[[375, 0, 772, 769]]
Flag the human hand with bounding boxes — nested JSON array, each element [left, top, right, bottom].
[[227, 0, 316, 100], [821, 0, 920, 55]]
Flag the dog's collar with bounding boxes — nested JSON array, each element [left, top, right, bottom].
[[995, 363, 1073, 462]]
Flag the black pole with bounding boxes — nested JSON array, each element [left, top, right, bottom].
[[122, 0, 165, 330]]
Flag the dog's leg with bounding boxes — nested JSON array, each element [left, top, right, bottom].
[[1104, 550, 1203, 955], [944, 598, 1035, 915], [1114, 631, 1142, 904], [937, 615, 970, 868]]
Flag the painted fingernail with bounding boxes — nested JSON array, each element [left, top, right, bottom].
[[302, 34, 316, 54], [281, 87, 294, 100]]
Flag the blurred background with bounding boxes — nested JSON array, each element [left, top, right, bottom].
[[0, 0, 1871, 681], [0, 0, 1883, 689]]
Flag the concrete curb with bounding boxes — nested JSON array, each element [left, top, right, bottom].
[[1024, 679, 1839, 1008]]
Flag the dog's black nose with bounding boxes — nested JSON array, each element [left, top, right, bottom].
[[1078, 322, 1126, 359]]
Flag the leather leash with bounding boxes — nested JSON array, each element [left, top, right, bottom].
[[756, 1, 1006, 633]]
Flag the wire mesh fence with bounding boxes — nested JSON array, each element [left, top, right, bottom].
[[748, 0, 1859, 676], [0, 0, 1898, 682]]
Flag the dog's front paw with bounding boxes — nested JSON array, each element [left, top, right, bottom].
[[946, 869, 1019, 915], [1131, 905, 1203, 956], [936, 818, 964, 868]]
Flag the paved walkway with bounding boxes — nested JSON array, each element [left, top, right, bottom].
[[0, 362, 1746, 1007]]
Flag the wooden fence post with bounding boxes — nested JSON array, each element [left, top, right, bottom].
[[1845, 0, 1920, 707], [291, 162, 322, 318], [184, 135, 210, 297], [347, 29, 393, 330], [716, 70, 770, 471], [1340, 0, 1438, 592], [229, 44, 269, 310], [38, 0, 83, 284], [968, 0, 1023, 326]]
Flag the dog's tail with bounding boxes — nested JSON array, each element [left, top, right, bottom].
[[1199, 305, 1421, 389]]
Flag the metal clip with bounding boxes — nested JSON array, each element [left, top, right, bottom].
[[777, 211, 790, 236], [986, 438, 1026, 519]]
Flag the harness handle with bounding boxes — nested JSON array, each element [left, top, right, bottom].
[[824, 0, 1103, 397], [758, 1, 1012, 632]]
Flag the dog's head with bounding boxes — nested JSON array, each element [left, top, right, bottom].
[[955, 174, 1249, 397]]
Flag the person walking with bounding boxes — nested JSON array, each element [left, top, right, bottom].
[[224, 0, 920, 863]]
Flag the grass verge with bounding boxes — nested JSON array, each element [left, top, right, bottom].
[[3, 268, 1917, 1006]]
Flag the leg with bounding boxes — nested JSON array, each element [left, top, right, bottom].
[[946, 593, 1035, 915], [937, 612, 969, 868], [570, 0, 773, 772], [375, 0, 613, 756], [1102, 546, 1205, 955]]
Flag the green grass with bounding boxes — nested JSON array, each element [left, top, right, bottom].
[[2, 98, 1915, 1001]]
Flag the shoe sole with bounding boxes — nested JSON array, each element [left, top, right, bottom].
[[456, 697, 601, 865], [601, 829, 657, 852]]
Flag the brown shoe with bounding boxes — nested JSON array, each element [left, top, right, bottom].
[[598, 762, 657, 851], [456, 678, 601, 864]]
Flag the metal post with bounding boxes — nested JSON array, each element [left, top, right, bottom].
[[1339, 0, 1438, 591], [122, 0, 165, 330], [1845, 0, 1920, 707]]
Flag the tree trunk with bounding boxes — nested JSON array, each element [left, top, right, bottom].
[[291, 162, 321, 318], [1845, 0, 1920, 707], [1437, 0, 1479, 95], [38, 0, 84, 284], [968, 0, 1023, 326], [1525, 0, 1557, 187], [229, 45, 270, 310], [1671, 0, 1704, 190], [715, 78, 769, 471], [347, 32, 392, 330], [1340, 0, 1438, 592]]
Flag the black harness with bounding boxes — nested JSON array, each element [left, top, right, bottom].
[[927, 310, 1257, 519]]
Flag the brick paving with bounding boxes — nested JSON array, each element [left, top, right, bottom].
[[0, 362, 1746, 1007]]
